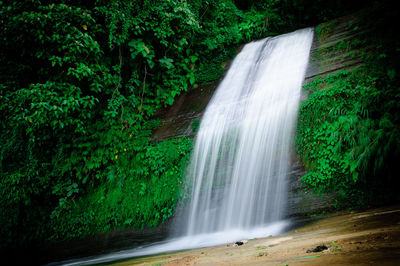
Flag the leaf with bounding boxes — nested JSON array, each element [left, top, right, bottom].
[[189, 55, 198, 63], [147, 59, 155, 69], [331, 241, 342, 250], [189, 75, 195, 85], [124, 218, 133, 225]]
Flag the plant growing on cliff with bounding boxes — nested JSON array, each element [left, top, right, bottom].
[[297, 8, 400, 206]]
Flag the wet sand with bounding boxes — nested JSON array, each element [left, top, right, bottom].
[[111, 205, 400, 265]]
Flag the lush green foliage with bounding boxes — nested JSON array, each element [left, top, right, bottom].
[[0, 0, 379, 252], [51, 135, 192, 240], [297, 9, 400, 207], [0, 0, 274, 249]]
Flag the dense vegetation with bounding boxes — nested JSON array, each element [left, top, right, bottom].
[[297, 6, 400, 208], [0, 0, 382, 259]]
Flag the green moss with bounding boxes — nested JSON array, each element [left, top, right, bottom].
[[316, 20, 337, 41]]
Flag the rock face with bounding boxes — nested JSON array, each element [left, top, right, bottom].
[[151, 81, 218, 141], [285, 159, 335, 217], [304, 9, 370, 83], [152, 8, 375, 216]]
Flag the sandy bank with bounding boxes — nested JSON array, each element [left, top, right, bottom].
[[111, 205, 400, 265]]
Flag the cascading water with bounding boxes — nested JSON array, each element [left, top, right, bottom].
[[182, 28, 314, 237], [57, 28, 313, 266]]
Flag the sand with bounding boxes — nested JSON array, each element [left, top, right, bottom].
[[110, 205, 400, 265]]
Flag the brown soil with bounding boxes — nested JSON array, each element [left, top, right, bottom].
[[111, 205, 400, 265]]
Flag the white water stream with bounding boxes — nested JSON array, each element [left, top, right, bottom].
[[56, 28, 313, 266], [181, 27, 314, 236]]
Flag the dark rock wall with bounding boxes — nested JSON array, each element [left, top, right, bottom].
[[305, 11, 367, 83], [151, 82, 218, 141]]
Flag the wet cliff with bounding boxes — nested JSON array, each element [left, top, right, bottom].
[[151, 7, 378, 217]]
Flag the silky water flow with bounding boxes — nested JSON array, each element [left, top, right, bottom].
[[58, 28, 314, 266], [182, 27, 314, 237]]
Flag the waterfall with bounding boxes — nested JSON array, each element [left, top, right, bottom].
[[58, 28, 314, 266], [181, 28, 314, 237]]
